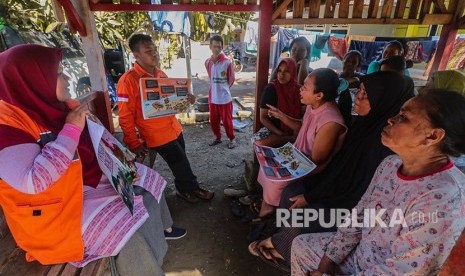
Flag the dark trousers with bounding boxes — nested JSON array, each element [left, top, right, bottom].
[[150, 133, 199, 193], [271, 182, 336, 263]]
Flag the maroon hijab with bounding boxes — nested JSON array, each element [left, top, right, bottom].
[[0, 44, 101, 187], [271, 58, 302, 133]]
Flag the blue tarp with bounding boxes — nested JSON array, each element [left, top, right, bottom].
[[149, 0, 191, 36]]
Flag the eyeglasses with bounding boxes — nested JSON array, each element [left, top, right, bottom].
[[354, 88, 368, 99]]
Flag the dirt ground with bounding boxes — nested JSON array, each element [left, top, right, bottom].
[[160, 74, 282, 276], [112, 71, 283, 275], [159, 123, 281, 276]]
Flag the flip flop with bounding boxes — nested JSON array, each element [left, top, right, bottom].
[[250, 199, 262, 215], [209, 139, 222, 146], [248, 240, 291, 274]]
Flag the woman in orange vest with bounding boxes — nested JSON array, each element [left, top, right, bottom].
[[0, 44, 184, 275]]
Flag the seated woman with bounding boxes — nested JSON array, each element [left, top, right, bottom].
[[337, 50, 364, 127], [424, 69, 465, 172], [338, 50, 364, 88], [255, 68, 347, 221], [291, 89, 465, 275], [248, 71, 415, 268], [0, 45, 182, 275], [254, 58, 303, 147], [367, 40, 410, 76], [271, 37, 313, 85]]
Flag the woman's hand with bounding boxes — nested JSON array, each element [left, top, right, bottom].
[[289, 194, 308, 209], [266, 104, 284, 120], [65, 104, 90, 129]]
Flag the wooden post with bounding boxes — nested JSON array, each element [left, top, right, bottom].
[[70, 0, 114, 132], [428, 24, 458, 76], [254, 0, 273, 132]]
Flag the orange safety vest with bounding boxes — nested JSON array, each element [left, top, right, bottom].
[[0, 100, 84, 265]]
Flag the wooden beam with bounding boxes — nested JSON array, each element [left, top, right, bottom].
[[381, 0, 394, 18], [294, 0, 305, 18], [272, 0, 293, 20], [324, 0, 335, 18], [395, 0, 408, 18], [308, 0, 321, 18], [408, 0, 422, 19], [71, 0, 113, 132], [255, 0, 273, 132], [453, 0, 465, 22], [429, 24, 458, 74], [338, 0, 350, 18], [459, 14, 465, 29], [432, 0, 448, 13], [273, 17, 422, 25], [420, 0, 433, 19], [421, 13, 453, 24], [352, 0, 364, 18], [368, 0, 380, 18], [58, 0, 87, 36], [90, 3, 260, 11]]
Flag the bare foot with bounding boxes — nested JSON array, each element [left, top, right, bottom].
[[258, 200, 276, 218]]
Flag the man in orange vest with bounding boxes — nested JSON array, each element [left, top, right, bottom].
[[117, 34, 213, 203]]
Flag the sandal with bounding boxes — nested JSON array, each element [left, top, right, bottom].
[[209, 139, 222, 146], [248, 240, 290, 273], [249, 214, 273, 225], [250, 199, 262, 215]]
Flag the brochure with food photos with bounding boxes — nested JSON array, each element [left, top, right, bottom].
[[254, 142, 316, 182], [139, 77, 191, 119], [86, 115, 137, 214]]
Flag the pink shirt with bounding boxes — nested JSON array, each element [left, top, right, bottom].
[[294, 102, 346, 160]]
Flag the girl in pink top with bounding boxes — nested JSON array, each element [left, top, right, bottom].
[[256, 68, 347, 221]]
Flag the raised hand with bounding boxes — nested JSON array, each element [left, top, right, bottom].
[[266, 104, 284, 120], [65, 104, 91, 129]]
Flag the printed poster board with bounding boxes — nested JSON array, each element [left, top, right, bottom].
[[254, 142, 317, 182], [140, 77, 191, 119]]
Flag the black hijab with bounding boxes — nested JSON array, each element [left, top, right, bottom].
[[304, 71, 415, 209]]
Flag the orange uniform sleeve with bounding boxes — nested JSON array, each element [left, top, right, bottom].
[[117, 73, 142, 150]]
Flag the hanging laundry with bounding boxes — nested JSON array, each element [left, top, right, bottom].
[[328, 36, 348, 60], [149, 10, 191, 36], [349, 40, 387, 73], [346, 35, 375, 46], [311, 34, 330, 61], [419, 40, 438, 62], [447, 38, 465, 70], [243, 21, 259, 54], [405, 41, 421, 63]]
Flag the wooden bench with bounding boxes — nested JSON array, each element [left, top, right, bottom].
[[0, 91, 112, 276]]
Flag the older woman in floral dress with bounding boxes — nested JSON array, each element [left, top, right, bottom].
[[291, 89, 465, 275]]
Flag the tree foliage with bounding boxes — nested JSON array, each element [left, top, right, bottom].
[[0, 0, 57, 32], [1, 0, 151, 49], [189, 11, 254, 43], [94, 11, 151, 49]]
